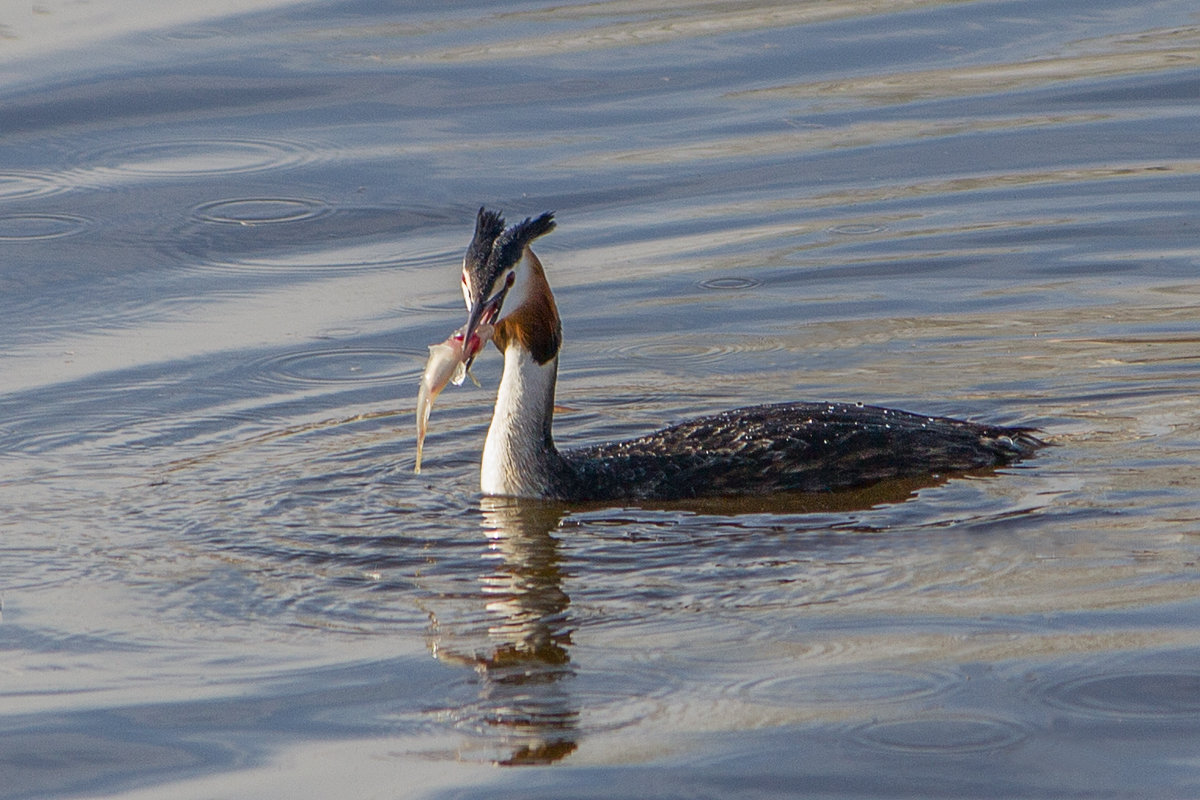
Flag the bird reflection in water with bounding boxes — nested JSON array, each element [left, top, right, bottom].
[[428, 497, 578, 765], [421, 472, 1004, 764]]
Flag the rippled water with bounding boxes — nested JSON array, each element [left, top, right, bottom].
[[3, 1, 1200, 797]]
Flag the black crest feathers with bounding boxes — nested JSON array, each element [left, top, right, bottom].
[[463, 207, 555, 299], [491, 212, 555, 273], [466, 207, 506, 278]]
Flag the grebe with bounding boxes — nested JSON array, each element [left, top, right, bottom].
[[415, 208, 1041, 501]]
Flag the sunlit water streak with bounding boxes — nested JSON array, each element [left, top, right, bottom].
[[1, 1, 1200, 798]]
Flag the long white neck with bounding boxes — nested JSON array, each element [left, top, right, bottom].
[[481, 341, 563, 498]]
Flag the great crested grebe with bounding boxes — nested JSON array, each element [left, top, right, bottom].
[[415, 208, 1042, 501]]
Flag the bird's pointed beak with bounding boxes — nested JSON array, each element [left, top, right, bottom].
[[461, 280, 510, 370]]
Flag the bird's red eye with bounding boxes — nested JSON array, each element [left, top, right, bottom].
[[505, 272, 515, 287]]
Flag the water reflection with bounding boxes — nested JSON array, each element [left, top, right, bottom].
[[429, 498, 578, 766], [605, 471, 956, 516], [420, 475, 974, 767]]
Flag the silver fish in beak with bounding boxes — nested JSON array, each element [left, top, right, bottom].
[[414, 322, 494, 474]]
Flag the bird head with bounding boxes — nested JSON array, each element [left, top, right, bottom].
[[459, 207, 558, 368]]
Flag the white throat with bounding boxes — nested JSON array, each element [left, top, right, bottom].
[[481, 341, 561, 498]]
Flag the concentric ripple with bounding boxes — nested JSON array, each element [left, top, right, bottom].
[[1042, 671, 1200, 719], [851, 714, 1028, 754], [0, 171, 70, 202], [86, 138, 315, 178], [192, 197, 332, 226], [828, 222, 887, 236], [739, 667, 958, 707], [610, 335, 787, 368], [698, 276, 762, 291], [153, 27, 226, 42], [252, 347, 424, 387], [0, 385, 177, 455], [0, 214, 90, 241]]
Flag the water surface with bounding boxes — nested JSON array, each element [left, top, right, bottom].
[[2, 1, 1200, 797]]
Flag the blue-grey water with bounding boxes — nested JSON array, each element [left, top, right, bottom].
[[3, 1, 1200, 797]]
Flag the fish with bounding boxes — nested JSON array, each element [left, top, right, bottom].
[[415, 335, 463, 475], [414, 323, 492, 473]]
